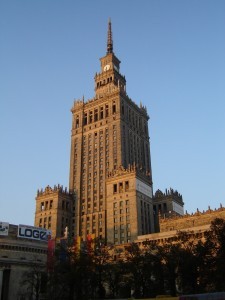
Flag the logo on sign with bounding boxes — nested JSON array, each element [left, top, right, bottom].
[[18, 225, 51, 242]]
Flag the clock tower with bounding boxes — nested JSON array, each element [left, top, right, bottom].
[[95, 18, 126, 98], [69, 18, 154, 244]]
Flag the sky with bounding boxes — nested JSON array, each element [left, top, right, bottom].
[[1, 0, 225, 226]]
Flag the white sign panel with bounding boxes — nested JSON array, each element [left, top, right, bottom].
[[136, 179, 153, 197], [172, 202, 184, 215], [0, 222, 9, 236], [18, 225, 51, 242]]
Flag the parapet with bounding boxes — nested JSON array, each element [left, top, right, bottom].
[[37, 184, 71, 196], [159, 204, 225, 232], [154, 188, 182, 199], [107, 164, 151, 182]]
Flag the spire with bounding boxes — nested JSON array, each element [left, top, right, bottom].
[[107, 18, 113, 54]]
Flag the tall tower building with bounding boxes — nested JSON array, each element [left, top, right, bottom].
[[69, 19, 154, 244]]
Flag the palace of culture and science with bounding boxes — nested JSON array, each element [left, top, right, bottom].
[[34, 20, 184, 245]]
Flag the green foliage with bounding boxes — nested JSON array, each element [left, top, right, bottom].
[[36, 218, 225, 299]]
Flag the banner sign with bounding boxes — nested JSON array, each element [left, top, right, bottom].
[[47, 238, 55, 272], [18, 225, 51, 242], [0, 222, 9, 236]]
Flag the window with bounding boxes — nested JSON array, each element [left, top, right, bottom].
[[163, 202, 167, 212], [112, 101, 116, 114], [49, 200, 53, 209], [113, 184, 117, 193], [94, 108, 98, 121], [84, 113, 87, 125], [76, 115, 79, 128], [121, 103, 124, 115], [89, 111, 93, 123], [100, 107, 104, 119], [105, 104, 109, 117]]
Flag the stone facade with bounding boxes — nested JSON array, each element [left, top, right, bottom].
[[106, 166, 154, 244], [0, 224, 47, 300], [35, 185, 73, 238], [153, 188, 184, 232], [34, 20, 154, 244], [68, 19, 153, 242], [136, 205, 225, 246], [159, 205, 225, 233]]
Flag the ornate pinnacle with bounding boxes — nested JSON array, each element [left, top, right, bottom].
[[107, 18, 113, 54]]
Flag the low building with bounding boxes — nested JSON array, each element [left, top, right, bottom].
[[136, 205, 225, 245], [0, 222, 49, 300]]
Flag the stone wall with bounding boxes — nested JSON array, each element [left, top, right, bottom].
[[159, 206, 225, 232]]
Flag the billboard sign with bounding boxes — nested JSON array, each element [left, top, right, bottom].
[[18, 225, 51, 242], [0, 222, 9, 236]]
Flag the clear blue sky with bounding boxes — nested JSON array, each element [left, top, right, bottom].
[[1, 0, 225, 226]]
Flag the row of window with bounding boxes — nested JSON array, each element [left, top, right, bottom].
[[113, 181, 129, 194], [0, 244, 47, 254], [39, 216, 52, 229], [114, 224, 131, 244], [40, 200, 70, 211], [114, 215, 130, 223], [96, 76, 113, 88], [114, 208, 130, 215], [114, 199, 129, 207], [74, 102, 116, 128], [121, 101, 148, 136], [153, 203, 168, 214], [40, 200, 53, 211]]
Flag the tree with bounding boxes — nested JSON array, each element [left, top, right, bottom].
[[19, 260, 47, 300], [204, 218, 225, 291]]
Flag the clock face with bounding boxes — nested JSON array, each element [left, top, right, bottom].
[[104, 64, 110, 71]]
